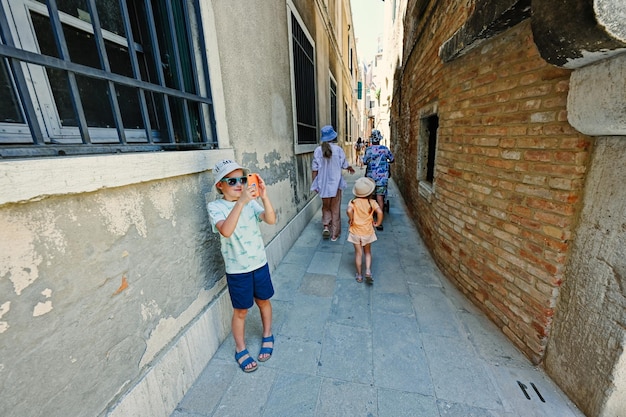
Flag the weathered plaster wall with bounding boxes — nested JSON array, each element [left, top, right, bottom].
[[0, 0, 357, 415], [210, 0, 313, 225], [0, 173, 223, 417], [545, 137, 626, 417]]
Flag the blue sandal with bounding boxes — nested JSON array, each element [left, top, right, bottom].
[[258, 335, 274, 362], [235, 349, 258, 373]]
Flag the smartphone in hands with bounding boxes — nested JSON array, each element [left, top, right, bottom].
[[247, 173, 260, 196]]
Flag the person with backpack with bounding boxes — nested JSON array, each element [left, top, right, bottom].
[[363, 130, 394, 230], [354, 137, 364, 167]]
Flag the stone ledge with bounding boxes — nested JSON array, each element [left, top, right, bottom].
[[439, 0, 531, 63], [568, 53, 626, 136], [531, 0, 626, 68]]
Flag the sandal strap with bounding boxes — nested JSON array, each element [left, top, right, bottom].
[[235, 348, 251, 361], [259, 346, 273, 355], [235, 349, 257, 371], [259, 335, 274, 356]]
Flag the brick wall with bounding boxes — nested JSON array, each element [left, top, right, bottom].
[[393, 6, 592, 363]]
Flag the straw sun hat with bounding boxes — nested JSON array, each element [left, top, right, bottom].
[[352, 177, 376, 197]]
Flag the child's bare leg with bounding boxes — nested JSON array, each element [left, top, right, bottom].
[[364, 243, 373, 276], [255, 298, 273, 360], [233, 308, 256, 370], [255, 298, 273, 337], [353, 242, 363, 277], [232, 308, 248, 351]]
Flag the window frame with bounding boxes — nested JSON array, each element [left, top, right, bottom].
[[287, 2, 318, 154], [0, 0, 230, 206], [417, 102, 439, 200], [0, 0, 218, 159], [329, 73, 337, 133]]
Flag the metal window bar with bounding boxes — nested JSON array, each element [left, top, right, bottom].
[[46, 0, 91, 143], [0, 13, 44, 145], [86, 0, 127, 144], [0, 0, 217, 158], [142, 0, 176, 144], [118, 0, 154, 143], [291, 13, 316, 144], [191, 0, 217, 145], [182, 0, 208, 144], [163, 0, 193, 144], [330, 78, 337, 131], [0, 46, 211, 105]]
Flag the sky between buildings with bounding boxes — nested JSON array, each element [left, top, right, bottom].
[[351, 0, 385, 64]]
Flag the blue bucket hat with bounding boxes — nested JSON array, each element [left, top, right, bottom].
[[320, 125, 338, 142]]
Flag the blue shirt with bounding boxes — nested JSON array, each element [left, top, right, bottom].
[[363, 145, 394, 186]]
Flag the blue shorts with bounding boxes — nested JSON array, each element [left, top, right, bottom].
[[226, 263, 274, 309]]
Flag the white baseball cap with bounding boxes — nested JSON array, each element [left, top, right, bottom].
[[212, 159, 249, 188]]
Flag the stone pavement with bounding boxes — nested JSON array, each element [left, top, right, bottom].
[[171, 176, 585, 417]]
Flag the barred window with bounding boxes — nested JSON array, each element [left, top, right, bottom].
[[289, 9, 317, 149], [329, 75, 337, 131], [0, 0, 217, 159], [419, 113, 439, 185]]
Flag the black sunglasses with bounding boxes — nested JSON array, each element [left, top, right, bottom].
[[220, 176, 248, 186]]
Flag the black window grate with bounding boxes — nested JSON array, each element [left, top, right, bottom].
[[291, 12, 317, 145], [0, 0, 218, 159]]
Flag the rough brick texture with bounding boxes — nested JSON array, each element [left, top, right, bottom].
[[392, 3, 591, 363]]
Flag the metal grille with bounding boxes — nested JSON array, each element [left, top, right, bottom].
[[0, 0, 218, 159], [291, 12, 317, 145], [330, 77, 337, 132]]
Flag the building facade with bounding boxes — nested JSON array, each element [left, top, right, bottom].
[[0, 1, 359, 416], [389, 0, 625, 415]]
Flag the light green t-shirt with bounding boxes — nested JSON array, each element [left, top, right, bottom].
[[207, 198, 267, 274]]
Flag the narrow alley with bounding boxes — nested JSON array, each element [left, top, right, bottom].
[[170, 175, 584, 417]]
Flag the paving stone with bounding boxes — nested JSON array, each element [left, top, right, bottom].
[[378, 388, 439, 417], [437, 400, 516, 416], [409, 283, 465, 338], [371, 292, 414, 317], [262, 372, 321, 417], [299, 272, 336, 298], [373, 312, 434, 396], [307, 251, 342, 275], [329, 279, 372, 328], [316, 379, 377, 417], [318, 322, 373, 384], [280, 293, 331, 341], [211, 367, 277, 417], [422, 334, 505, 411]]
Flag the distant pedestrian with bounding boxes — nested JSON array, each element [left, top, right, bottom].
[[207, 159, 276, 373], [311, 125, 355, 241], [363, 129, 394, 231], [354, 137, 364, 167], [347, 177, 383, 284]]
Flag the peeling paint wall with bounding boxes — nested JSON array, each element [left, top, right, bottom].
[[0, 0, 357, 415], [0, 173, 225, 417]]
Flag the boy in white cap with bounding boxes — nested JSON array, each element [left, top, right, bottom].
[[207, 159, 276, 372], [346, 177, 383, 284]]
